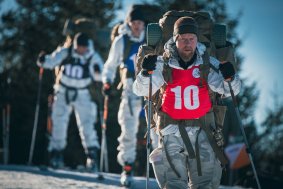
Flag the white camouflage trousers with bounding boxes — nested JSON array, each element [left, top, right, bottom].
[[48, 87, 100, 152], [150, 127, 222, 189], [117, 78, 158, 166]]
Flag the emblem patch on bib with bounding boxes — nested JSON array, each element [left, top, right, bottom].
[[192, 68, 200, 78]]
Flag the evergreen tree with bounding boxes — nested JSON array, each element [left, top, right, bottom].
[[0, 0, 119, 167], [253, 89, 283, 187]]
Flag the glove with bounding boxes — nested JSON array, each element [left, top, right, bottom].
[[219, 62, 235, 80], [37, 51, 46, 64], [94, 64, 100, 73], [141, 54, 157, 77], [102, 82, 111, 96]]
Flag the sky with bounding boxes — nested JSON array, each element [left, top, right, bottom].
[[225, 0, 283, 125], [1, 0, 283, 127]]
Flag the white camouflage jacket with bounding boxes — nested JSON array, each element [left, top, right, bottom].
[[102, 23, 145, 84], [37, 40, 104, 89]]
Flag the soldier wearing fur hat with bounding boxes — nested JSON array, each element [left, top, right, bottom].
[[133, 16, 241, 189], [101, 7, 159, 187]]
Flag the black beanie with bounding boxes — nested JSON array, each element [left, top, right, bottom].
[[74, 32, 89, 47], [127, 8, 145, 23], [173, 16, 198, 36]]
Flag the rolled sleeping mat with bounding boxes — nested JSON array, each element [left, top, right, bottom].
[[212, 23, 227, 48], [147, 23, 162, 47], [62, 19, 75, 36]]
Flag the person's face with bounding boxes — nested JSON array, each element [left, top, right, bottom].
[[176, 33, 197, 61], [129, 20, 145, 37], [75, 45, 88, 55]]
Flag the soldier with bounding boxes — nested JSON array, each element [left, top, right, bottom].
[[101, 7, 158, 186], [133, 17, 241, 189], [37, 33, 103, 171]]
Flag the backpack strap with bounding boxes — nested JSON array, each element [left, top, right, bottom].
[[117, 34, 135, 88], [61, 45, 73, 66], [200, 50, 222, 105], [55, 46, 73, 85], [178, 123, 196, 159], [122, 34, 134, 63], [154, 55, 171, 112], [198, 112, 228, 166], [199, 50, 220, 84], [199, 50, 210, 87]]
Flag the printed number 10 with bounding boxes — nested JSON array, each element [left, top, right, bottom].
[[170, 85, 199, 110]]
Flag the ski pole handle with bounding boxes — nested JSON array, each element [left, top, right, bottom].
[[39, 67, 44, 80], [148, 70, 153, 75], [102, 96, 109, 129]]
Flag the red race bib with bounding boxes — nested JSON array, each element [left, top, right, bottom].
[[161, 66, 211, 119]]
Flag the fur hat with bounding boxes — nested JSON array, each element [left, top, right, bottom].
[[126, 8, 145, 23], [173, 16, 198, 36], [73, 32, 89, 47]]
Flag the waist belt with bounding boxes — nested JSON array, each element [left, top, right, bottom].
[[158, 111, 204, 128], [59, 81, 88, 104], [59, 81, 89, 90]]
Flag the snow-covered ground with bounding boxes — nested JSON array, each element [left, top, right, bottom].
[[0, 165, 249, 189]]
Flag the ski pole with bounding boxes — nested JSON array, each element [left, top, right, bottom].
[[5, 104, 10, 164], [144, 23, 162, 189], [102, 95, 109, 172], [146, 71, 153, 189], [2, 107, 6, 164], [227, 81, 261, 189], [28, 67, 44, 165], [98, 95, 109, 179]]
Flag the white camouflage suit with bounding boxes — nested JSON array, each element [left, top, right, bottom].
[[38, 40, 103, 153], [133, 39, 241, 189], [102, 24, 158, 166]]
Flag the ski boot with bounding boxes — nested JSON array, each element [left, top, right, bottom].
[[86, 147, 99, 172], [49, 149, 64, 169], [120, 162, 134, 187]]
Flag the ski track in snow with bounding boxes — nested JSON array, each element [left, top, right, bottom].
[[0, 165, 248, 189]]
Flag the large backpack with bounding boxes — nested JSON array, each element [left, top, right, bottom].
[[136, 10, 236, 75], [160, 11, 215, 52], [63, 18, 96, 42]]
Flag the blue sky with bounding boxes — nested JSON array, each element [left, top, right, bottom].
[[225, 0, 283, 125], [1, 0, 282, 127]]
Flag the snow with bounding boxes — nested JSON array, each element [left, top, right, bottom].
[[0, 165, 159, 189], [0, 165, 249, 189]]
